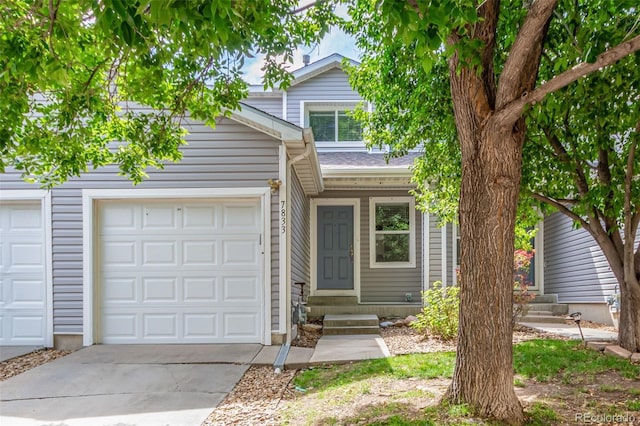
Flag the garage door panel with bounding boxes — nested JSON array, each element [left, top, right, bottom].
[[182, 241, 216, 265], [182, 205, 218, 229], [223, 312, 259, 339], [142, 205, 179, 230], [99, 199, 263, 344], [183, 278, 217, 302], [103, 278, 137, 302], [223, 277, 259, 302], [0, 201, 46, 346], [103, 314, 137, 339], [12, 280, 45, 304], [10, 243, 43, 267], [144, 313, 177, 338], [142, 278, 178, 302], [142, 241, 177, 266], [184, 314, 217, 338], [223, 205, 259, 230], [8, 207, 42, 230], [103, 242, 136, 266], [222, 240, 259, 265], [101, 205, 137, 229]]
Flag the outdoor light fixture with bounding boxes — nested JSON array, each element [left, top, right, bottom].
[[267, 179, 282, 193], [567, 311, 584, 341]]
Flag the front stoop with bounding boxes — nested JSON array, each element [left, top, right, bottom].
[[323, 314, 380, 335], [519, 298, 569, 324]]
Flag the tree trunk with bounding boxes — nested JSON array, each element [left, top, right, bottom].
[[444, 94, 526, 423], [618, 273, 640, 352]]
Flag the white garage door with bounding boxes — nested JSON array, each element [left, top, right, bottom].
[[0, 201, 46, 346], [99, 199, 263, 344]]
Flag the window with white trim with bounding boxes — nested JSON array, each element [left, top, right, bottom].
[[303, 102, 366, 146], [308, 109, 362, 142], [370, 197, 416, 268]]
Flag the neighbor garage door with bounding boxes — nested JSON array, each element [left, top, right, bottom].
[[0, 201, 47, 346], [98, 199, 263, 344]]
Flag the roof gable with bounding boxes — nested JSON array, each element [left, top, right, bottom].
[[289, 53, 359, 87]]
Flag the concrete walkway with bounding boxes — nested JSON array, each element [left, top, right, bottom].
[[520, 322, 618, 341], [0, 346, 42, 362], [0, 337, 390, 426], [0, 344, 263, 426]]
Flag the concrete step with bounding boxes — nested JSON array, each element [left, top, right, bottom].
[[532, 294, 558, 303], [323, 326, 380, 335], [323, 314, 379, 328], [519, 314, 568, 324], [526, 310, 554, 316], [307, 296, 358, 306], [322, 314, 380, 336], [307, 305, 421, 319], [527, 303, 568, 315]]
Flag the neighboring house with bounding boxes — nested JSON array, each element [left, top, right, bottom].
[[0, 54, 617, 350]]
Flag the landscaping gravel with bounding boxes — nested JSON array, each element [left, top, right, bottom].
[[0, 348, 72, 381]]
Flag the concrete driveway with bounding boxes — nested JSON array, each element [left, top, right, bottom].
[[0, 344, 264, 426]]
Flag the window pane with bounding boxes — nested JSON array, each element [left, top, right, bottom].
[[375, 204, 410, 231], [309, 111, 335, 141], [337, 111, 362, 141], [375, 234, 410, 262]]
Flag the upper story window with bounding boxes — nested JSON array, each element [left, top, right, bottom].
[[308, 110, 362, 142], [302, 102, 368, 150]]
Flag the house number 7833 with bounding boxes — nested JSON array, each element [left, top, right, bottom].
[[281, 200, 286, 233]]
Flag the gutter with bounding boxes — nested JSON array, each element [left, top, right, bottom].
[[273, 342, 290, 373]]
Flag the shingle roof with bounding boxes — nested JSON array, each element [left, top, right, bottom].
[[318, 152, 421, 169]]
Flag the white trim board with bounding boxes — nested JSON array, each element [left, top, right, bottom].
[[82, 187, 272, 346], [310, 198, 361, 300], [0, 190, 53, 348]]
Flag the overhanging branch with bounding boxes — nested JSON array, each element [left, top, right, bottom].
[[529, 191, 590, 230], [497, 34, 640, 124]]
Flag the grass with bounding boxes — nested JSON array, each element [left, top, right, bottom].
[[286, 339, 640, 425]]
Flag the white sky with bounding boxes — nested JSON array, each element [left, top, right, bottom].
[[242, 4, 359, 84]]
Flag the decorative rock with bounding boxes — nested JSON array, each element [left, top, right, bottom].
[[380, 321, 395, 328], [631, 353, 640, 364], [394, 319, 406, 327], [604, 345, 632, 360], [586, 341, 609, 352], [301, 323, 322, 333], [404, 315, 418, 326]]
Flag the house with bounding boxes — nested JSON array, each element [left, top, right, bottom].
[[0, 54, 618, 350]]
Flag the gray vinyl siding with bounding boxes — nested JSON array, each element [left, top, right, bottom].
[[428, 214, 443, 286], [446, 224, 454, 285], [314, 190, 422, 303], [290, 171, 311, 301], [286, 68, 362, 126], [544, 212, 617, 303], [243, 96, 283, 118], [1, 117, 282, 334]]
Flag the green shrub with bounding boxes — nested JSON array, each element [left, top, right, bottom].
[[411, 281, 459, 341]]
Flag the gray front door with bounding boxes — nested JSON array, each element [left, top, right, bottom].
[[317, 205, 354, 290]]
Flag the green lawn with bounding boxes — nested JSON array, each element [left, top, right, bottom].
[[282, 339, 640, 425]]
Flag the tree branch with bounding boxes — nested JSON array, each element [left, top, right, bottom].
[[542, 126, 590, 197], [496, 0, 557, 110], [529, 191, 590, 230], [497, 33, 640, 125]]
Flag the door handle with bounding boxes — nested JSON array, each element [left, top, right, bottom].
[[349, 244, 354, 261]]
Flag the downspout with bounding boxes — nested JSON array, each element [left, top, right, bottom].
[[275, 132, 313, 373]]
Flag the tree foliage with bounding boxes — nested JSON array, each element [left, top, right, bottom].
[[0, 0, 335, 186], [344, 0, 640, 422]]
